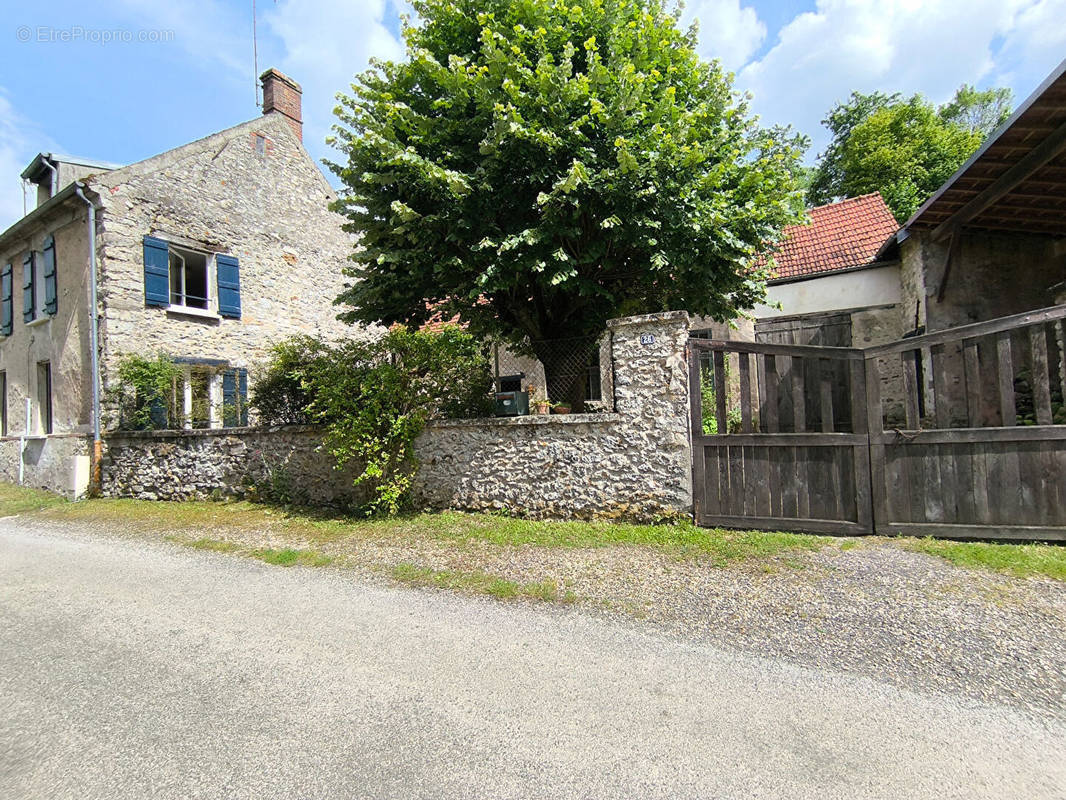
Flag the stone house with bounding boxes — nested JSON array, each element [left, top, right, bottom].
[[0, 68, 353, 496]]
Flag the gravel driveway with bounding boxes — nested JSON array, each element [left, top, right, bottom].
[[1, 519, 1064, 800], [13, 510, 1066, 722]]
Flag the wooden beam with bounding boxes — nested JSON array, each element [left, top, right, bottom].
[[932, 117, 1066, 241]]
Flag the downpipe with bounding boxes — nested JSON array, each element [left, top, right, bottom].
[[74, 183, 103, 496]]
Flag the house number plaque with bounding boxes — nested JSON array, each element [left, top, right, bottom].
[[640, 334, 656, 345]]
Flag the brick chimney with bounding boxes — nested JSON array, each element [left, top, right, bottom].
[[260, 68, 302, 141]]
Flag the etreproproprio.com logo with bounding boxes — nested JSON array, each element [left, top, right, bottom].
[[16, 25, 175, 44]]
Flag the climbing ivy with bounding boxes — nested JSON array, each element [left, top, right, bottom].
[[110, 353, 182, 430]]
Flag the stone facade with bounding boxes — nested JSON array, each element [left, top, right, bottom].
[[91, 110, 356, 410], [900, 229, 1065, 334], [97, 312, 695, 522], [0, 75, 363, 496]]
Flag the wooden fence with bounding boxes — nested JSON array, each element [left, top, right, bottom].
[[689, 304, 1066, 541]]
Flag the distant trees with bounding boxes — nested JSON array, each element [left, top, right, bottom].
[[808, 84, 1014, 222]]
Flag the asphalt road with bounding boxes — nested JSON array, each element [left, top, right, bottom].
[[1, 520, 1064, 800]]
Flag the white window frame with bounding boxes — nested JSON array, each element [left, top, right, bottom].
[[165, 244, 218, 319], [175, 367, 223, 430]]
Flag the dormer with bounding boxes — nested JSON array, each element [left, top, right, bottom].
[[20, 153, 124, 212]]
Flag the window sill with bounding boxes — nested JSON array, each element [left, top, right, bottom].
[[166, 305, 221, 321], [26, 316, 52, 328]]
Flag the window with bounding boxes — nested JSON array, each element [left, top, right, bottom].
[[143, 236, 241, 319], [1, 264, 12, 336], [0, 371, 7, 436], [165, 365, 248, 429], [37, 361, 52, 434], [21, 236, 57, 324], [168, 246, 210, 310]]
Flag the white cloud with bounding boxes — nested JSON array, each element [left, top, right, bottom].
[[735, 0, 1064, 158], [113, 0, 250, 78], [264, 0, 404, 162], [680, 0, 766, 72]]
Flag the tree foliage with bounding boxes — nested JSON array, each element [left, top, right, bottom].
[[939, 84, 1013, 138], [328, 0, 807, 390], [808, 84, 1012, 221], [252, 328, 493, 515]]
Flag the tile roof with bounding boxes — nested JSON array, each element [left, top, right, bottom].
[[767, 192, 900, 281]]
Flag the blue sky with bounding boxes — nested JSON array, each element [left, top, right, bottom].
[[2, 0, 1065, 229]]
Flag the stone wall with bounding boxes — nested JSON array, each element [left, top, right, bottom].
[[100, 425, 366, 507], [0, 434, 90, 498], [96, 312, 695, 522], [413, 312, 692, 521]]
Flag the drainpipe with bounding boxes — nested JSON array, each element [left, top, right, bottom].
[[41, 158, 58, 200], [74, 183, 103, 496]]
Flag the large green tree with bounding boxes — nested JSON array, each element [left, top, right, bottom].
[[808, 85, 1012, 221], [328, 0, 806, 405]]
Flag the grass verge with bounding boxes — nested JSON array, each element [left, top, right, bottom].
[[0, 483, 829, 568], [904, 537, 1066, 582], [389, 562, 570, 602]]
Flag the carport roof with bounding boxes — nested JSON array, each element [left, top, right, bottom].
[[901, 58, 1066, 240]]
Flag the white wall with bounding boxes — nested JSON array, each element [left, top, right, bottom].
[[753, 263, 901, 319]]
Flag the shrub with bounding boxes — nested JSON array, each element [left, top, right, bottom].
[[250, 335, 327, 426], [109, 353, 183, 430], [252, 326, 493, 515]]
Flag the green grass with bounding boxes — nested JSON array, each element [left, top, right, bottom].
[[905, 537, 1066, 582], [389, 562, 563, 601], [0, 483, 829, 568], [250, 547, 333, 568], [0, 483, 70, 515]]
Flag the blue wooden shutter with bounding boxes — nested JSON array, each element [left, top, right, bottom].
[[216, 254, 241, 319], [238, 368, 249, 426], [42, 235, 57, 316], [222, 370, 237, 427], [22, 253, 35, 323], [143, 236, 170, 307], [1, 264, 12, 335]]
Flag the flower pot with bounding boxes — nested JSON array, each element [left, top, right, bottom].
[[553, 406, 571, 415], [534, 401, 550, 415]]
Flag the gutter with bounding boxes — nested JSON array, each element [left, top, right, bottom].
[[73, 183, 103, 496]]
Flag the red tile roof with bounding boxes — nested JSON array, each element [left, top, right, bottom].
[[768, 192, 899, 281]]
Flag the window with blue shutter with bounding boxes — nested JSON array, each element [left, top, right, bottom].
[[221, 368, 249, 427], [1, 264, 12, 336], [216, 254, 241, 319], [42, 235, 57, 316], [143, 236, 170, 307], [22, 253, 35, 323], [238, 368, 249, 426]]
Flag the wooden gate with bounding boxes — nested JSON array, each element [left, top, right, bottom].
[[688, 339, 874, 535], [863, 305, 1066, 541], [690, 304, 1066, 541]]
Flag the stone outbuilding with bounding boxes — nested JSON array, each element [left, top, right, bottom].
[[0, 68, 354, 496]]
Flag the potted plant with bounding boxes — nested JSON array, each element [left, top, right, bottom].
[[527, 384, 550, 415], [552, 401, 571, 415]]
